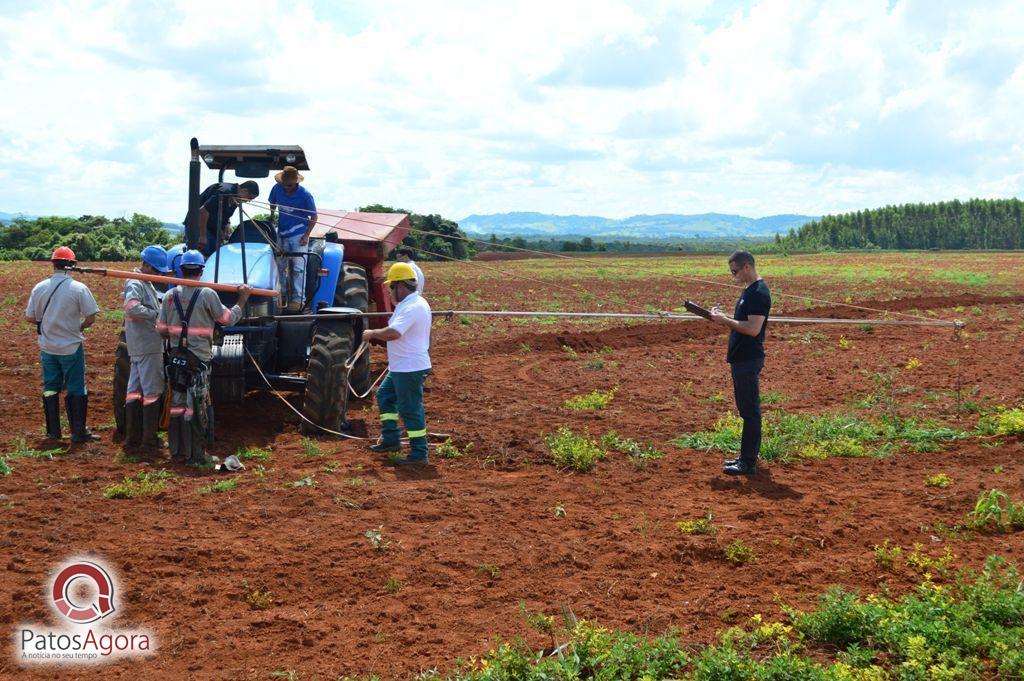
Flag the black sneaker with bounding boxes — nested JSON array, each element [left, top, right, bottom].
[[723, 460, 757, 476], [723, 458, 739, 467]]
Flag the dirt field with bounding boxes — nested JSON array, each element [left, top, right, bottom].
[[1, 252, 1022, 679]]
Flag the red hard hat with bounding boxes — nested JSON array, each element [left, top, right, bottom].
[[51, 246, 77, 262]]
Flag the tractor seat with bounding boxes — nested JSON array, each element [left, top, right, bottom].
[[228, 219, 278, 246]]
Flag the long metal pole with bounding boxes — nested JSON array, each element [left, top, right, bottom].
[[70, 266, 279, 298], [239, 309, 963, 328]]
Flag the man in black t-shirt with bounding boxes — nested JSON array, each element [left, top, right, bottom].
[[186, 180, 260, 257], [710, 251, 771, 476]]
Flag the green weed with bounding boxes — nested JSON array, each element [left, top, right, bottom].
[[102, 469, 173, 499], [242, 581, 273, 611], [198, 477, 238, 494], [476, 563, 501, 579], [365, 525, 390, 552], [283, 474, 316, 488], [437, 438, 472, 459], [724, 540, 756, 565], [564, 387, 617, 411], [677, 511, 716, 536], [544, 427, 606, 472], [384, 576, 403, 594], [236, 446, 271, 462], [925, 473, 953, 489], [8, 438, 63, 461], [600, 431, 664, 467], [966, 489, 1024, 532], [873, 540, 902, 572], [300, 437, 323, 458]]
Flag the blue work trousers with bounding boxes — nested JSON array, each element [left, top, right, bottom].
[[377, 369, 430, 458], [41, 345, 87, 397]]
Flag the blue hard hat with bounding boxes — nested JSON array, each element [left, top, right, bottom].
[[180, 249, 206, 269], [140, 245, 171, 273]]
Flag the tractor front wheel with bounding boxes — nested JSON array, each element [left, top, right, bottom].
[[301, 319, 355, 435]]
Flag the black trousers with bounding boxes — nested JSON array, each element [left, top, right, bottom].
[[730, 358, 764, 464]]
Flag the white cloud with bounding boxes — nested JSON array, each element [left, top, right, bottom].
[[0, 0, 1022, 223]]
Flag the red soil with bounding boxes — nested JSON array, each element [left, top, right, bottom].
[[0, 256, 1021, 679]]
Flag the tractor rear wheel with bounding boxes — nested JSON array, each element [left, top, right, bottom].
[[112, 330, 130, 440], [301, 319, 354, 435], [333, 263, 371, 395]]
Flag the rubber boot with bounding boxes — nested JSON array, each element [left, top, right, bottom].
[[168, 417, 186, 463], [42, 394, 62, 440], [140, 402, 167, 450], [67, 394, 100, 443], [124, 401, 142, 449], [186, 416, 207, 467], [393, 436, 429, 465]]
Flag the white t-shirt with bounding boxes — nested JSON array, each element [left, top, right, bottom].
[[408, 260, 424, 293], [386, 290, 431, 372], [25, 272, 101, 355]]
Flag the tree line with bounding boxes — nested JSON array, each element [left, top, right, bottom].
[[360, 204, 473, 261], [780, 198, 1024, 250], [0, 214, 172, 261]]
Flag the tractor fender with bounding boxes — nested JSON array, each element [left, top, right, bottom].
[[312, 241, 344, 311], [316, 306, 365, 336]]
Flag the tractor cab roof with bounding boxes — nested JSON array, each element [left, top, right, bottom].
[[196, 145, 309, 177]]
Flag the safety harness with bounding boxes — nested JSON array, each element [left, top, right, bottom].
[[165, 288, 206, 392]]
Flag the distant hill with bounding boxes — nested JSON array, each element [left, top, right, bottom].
[[0, 211, 37, 225], [459, 212, 818, 239]]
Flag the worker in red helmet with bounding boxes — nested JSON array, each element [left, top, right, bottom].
[[24, 247, 101, 443]]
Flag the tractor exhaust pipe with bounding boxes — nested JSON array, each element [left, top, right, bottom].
[[186, 137, 201, 250]]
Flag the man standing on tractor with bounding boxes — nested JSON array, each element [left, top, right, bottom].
[[194, 180, 260, 257], [363, 262, 433, 466], [24, 247, 101, 443], [709, 251, 771, 476], [157, 250, 252, 465], [269, 165, 317, 312], [394, 246, 425, 292], [122, 245, 172, 452]]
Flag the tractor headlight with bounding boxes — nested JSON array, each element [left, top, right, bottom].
[[203, 153, 214, 164], [285, 153, 297, 163]]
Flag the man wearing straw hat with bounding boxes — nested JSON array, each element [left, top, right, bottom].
[[269, 165, 317, 313]]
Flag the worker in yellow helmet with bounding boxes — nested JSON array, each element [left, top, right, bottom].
[[362, 262, 433, 465]]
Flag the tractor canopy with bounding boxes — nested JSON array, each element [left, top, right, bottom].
[[197, 145, 308, 177]]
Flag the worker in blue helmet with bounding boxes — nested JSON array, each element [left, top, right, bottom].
[[121, 245, 172, 451], [158, 249, 252, 465]]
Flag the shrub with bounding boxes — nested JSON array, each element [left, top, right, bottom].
[[544, 427, 606, 472], [979, 407, 1024, 436]]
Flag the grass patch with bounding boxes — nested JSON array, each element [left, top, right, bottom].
[[283, 474, 316, 488], [673, 409, 970, 463], [0, 459, 10, 476], [544, 427, 606, 472], [198, 477, 238, 494], [236, 446, 271, 462], [564, 387, 617, 411], [102, 469, 173, 499], [8, 438, 63, 461], [932, 269, 992, 287], [444, 555, 1024, 679]]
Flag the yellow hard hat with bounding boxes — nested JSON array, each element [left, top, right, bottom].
[[385, 262, 417, 284]]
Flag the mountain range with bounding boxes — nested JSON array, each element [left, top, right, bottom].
[[458, 212, 818, 239]]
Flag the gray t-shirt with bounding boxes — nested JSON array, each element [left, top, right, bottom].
[[25, 272, 100, 355]]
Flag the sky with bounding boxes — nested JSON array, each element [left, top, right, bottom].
[[1, 0, 1022, 222]]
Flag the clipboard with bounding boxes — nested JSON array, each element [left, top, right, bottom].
[[684, 300, 714, 320]]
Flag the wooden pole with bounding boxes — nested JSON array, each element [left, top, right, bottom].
[[69, 266, 279, 298]]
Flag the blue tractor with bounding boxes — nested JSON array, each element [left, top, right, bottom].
[[113, 139, 411, 438]]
